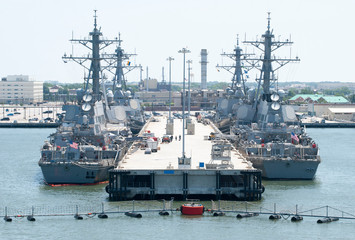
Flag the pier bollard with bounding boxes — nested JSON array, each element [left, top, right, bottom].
[[236, 213, 259, 219], [125, 212, 142, 218], [269, 214, 281, 220], [317, 217, 339, 224], [291, 215, 303, 222]]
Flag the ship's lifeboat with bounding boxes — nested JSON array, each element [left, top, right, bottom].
[[180, 202, 204, 215]]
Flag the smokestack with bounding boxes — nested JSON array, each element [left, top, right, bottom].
[[200, 49, 208, 90]]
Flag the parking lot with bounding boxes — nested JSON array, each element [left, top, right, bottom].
[[1, 104, 63, 123]]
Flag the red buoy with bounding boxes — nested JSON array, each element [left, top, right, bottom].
[[180, 203, 204, 215]]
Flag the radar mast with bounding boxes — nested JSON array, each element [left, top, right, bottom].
[[62, 10, 120, 100], [217, 35, 254, 96], [243, 13, 300, 103]]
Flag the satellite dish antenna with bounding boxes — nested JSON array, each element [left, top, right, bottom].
[[271, 102, 281, 111], [271, 93, 280, 102], [83, 93, 92, 102], [236, 83, 242, 88], [129, 99, 139, 110], [82, 103, 92, 111]]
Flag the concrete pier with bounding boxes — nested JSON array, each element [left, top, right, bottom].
[[107, 114, 263, 201]]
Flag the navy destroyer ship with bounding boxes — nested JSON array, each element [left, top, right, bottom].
[[217, 14, 321, 179], [104, 36, 146, 134], [39, 12, 131, 184]]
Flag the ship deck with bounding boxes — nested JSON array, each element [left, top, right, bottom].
[[117, 113, 253, 171]]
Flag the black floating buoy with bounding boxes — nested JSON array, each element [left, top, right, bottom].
[[213, 212, 225, 217], [27, 215, 36, 222], [159, 211, 169, 216], [317, 217, 339, 224], [269, 214, 281, 220], [125, 212, 142, 218], [74, 214, 83, 220], [4, 216, 12, 222], [98, 213, 108, 219], [291, 215, 303, 222], [236, 213, 259, 219], [105, 185, 111, 194]]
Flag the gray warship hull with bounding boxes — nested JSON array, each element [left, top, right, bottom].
[[39, 162, 114, 184], [249, 158, 320, 180]]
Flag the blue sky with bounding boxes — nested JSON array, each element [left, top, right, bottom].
[[0, 0, 354, 85]]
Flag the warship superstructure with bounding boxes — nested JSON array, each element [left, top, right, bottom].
[[104, 35, 145, 134], [39, 12, 130, 184], [218, 14, 321, 179], [215, 36, 255, 132]]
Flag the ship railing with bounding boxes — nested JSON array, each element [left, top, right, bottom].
[[247, 152, 320, 161], [44, 150, 103, 163]]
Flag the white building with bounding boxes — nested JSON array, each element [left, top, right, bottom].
[[143, 78, 158, 91], [0, 75, 43, 104], [326, 107, 355, 121]]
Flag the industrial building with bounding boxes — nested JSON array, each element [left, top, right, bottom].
[[308, 103, 355, 119], [325, 107, 355, 121], [135, 90, 182, 107], [289, 94, 349, 104]]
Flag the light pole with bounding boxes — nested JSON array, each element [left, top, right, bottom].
[[167, 57, 174, 122], [178, 48, 190, 158], [187, 60, 192, 117]]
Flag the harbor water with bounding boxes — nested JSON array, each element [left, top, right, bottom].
[[1, 128, 355, 239]]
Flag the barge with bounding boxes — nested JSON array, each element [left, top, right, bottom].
[[106, 114, 263, 201]]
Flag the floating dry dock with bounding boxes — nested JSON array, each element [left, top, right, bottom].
[[107, 114, 263, 201]]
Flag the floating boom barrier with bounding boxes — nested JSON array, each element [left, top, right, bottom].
[[1, 201, 355, 224], [209, 201, 355, 223]]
